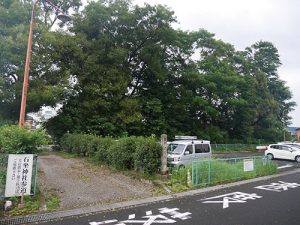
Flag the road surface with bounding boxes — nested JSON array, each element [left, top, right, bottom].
[[32, 170, 300, 225]]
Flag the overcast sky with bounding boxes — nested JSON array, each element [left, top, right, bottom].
[[134, 0, 300, 126]]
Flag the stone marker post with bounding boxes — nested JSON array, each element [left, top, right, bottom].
[[161, 134, 168, 175]]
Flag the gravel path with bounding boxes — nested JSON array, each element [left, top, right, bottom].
[[37, 153, 156, 209]]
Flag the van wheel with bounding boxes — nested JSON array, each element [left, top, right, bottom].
[[178, 165, 185, 170], [267, 153, 274, 160], [295, 156, 300, 163]]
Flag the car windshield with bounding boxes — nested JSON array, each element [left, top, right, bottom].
[[167, 144, 185, 155]]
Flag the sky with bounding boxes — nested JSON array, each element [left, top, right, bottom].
[[134, 0, 300, 126]]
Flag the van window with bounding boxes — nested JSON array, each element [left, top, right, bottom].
[[168, 144, 185, 155], [186, 145, 193, 154], [195, 144, 210, 153]]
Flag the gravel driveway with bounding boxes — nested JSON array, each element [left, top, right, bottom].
[[38, 153, 156, 209]]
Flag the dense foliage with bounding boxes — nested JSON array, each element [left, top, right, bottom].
[[0, 0, 296, 143], [60, 133, 161, 174], [0, 0, 80, 122], [0, 125, 48, 153]]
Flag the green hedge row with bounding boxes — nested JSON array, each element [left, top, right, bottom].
[[0, 125, 48, 154], [60, 134, 162, 174]]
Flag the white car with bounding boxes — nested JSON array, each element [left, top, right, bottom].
[[265, 144, 300, 162]]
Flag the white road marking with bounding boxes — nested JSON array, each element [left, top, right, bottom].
[[201, 192, 262, 209], [277, 165, 293, 169], [128, 214, 135, 219], [255, 181, 300, 192]]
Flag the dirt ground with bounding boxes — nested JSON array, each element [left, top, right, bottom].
[[37, 153, 157, 210]]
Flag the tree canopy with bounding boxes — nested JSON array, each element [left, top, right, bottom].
[[0, 0, 296, 143]]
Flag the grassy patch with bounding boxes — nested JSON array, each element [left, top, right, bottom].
[[46, 192, 60, 211], [3, 188, 60, 217], [55, 151, 78, 159], [211, 144, 258, 152], [4, 195, 40, 217], [167, 158, 277, 192]]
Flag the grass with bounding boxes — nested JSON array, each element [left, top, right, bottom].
[[55, 151, 78, 159], [211, 144, 258, 153], [46, 193, 60, 211], [167, 158, 277, 192], [4, 195, 40, 217], [2, 187, 61, 217]]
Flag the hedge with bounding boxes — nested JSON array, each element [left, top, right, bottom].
[[60, 134, 161, 174], [0, 125, 48, 154]]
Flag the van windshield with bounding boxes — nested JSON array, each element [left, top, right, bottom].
[[168, 144, 185, 155]]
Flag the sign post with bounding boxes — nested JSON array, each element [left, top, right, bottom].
[[161, 134, 168, 175], [243, 159, 254, 172], [5, 154, 34, 206]]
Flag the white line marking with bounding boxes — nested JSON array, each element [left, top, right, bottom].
[[278, 165, 293, 169], [128, 214, 135, 219]]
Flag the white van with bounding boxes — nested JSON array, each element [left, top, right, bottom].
[[167, 139, 211, 169]]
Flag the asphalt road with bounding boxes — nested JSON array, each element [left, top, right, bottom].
[[33, 171, 300, 225]]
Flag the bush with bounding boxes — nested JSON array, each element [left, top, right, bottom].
[[0, 125, 48, 154], [135, 137, 161, 174], [59, 133, 73, 152], [59, 134, 162, 174], [94, 137, 114, 164], [109, 137, 142, 170], [73, 134, 96, 156]]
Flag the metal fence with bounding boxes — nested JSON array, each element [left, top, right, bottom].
[[191, 156, 276, 186], [0, 154, 38, 198], [211, 144, 258, 152], [0, 155, 8, 198]]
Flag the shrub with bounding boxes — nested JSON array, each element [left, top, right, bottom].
[[74, 134, 94, 156], [94, 137, 114, 164], [59, 133, 163, 175], [59, 133, 72, 152], [134, 137, 161, 174], [109, 137, 142, 170], [0, 125, 48, 154]]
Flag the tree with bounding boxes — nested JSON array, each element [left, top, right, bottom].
[[46, 0, 198, 137], [2, 0, 291, 142], [0, 0, 81, 123], [243, 41, 296, 141]]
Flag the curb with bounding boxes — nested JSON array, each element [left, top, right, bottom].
[[1, 169, 300, 225]]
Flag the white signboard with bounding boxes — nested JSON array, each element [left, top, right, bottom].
[[5, 154, 34, 197], [243, 159, 254, 172]]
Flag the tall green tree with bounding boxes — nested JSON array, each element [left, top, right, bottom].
[[46, 0, 199, 137], [0, 0, 81, 123], [37, 0, 294, 143], [243, 41, 295, 141]]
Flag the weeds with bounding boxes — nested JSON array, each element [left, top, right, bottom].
[[3, 188, 60, 217], [167, 158, 277, 192]]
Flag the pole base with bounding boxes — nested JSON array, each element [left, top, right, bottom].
[[18, 203, 24, 209]]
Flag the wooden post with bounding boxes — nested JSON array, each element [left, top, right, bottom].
[[161, 134, 168, 175]]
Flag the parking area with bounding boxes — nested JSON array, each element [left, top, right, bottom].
[[272, 159, 300, 171]]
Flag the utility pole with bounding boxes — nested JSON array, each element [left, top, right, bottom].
[[283, 109, 286, 142]]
